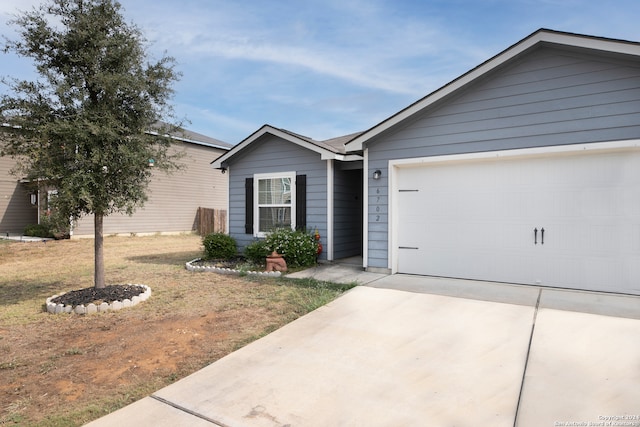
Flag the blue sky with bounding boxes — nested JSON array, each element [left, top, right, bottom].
[[2, 0, 640, 145]]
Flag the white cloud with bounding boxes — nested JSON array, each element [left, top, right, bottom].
[[6, 0, 640, 143], [175, 103, 259, 143], [187, 39, 422, 95], [126, 0, 477, 96], [0, 0, 39, 15]]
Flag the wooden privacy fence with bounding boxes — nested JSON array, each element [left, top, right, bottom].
[[196, 207, 227, 235]]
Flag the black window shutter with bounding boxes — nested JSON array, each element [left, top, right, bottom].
[[296, 174, 306, 231], [245, 177, 254, 234]]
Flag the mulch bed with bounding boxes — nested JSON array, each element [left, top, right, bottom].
[[51, 284, 147, 307], [190, 256, 258, 269]]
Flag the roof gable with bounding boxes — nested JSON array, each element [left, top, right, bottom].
[[211, 125, 363, 169], [345, 29, 640, 151]]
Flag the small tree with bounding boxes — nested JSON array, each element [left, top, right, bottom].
[[0, 0, 182, 288]]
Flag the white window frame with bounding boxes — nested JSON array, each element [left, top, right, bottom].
[[46, 190, 58, 212], [254, 171, 296, 237]]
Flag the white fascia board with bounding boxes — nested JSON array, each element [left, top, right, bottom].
[[346, 46, 530, 151], [211, 126, 269, 169], [270, 129, 337, 158], [346, 30, 640, 152], [330, 154, 364, 161], [543, 31, 640, 57], [212, 125, 338, 168]]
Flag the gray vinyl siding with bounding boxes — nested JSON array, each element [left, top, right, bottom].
[[227, 134, 328, 259], [366, 46, 640, 269], [333, 167, 362, 259], [73, 142, 228, 236], [0, 156, 38, 234]]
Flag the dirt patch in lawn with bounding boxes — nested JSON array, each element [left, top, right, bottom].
[[1, 308, 264, 422], [0, 234, 349, 426]]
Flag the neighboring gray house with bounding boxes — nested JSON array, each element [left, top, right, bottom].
[[214, 29, 640, 295]]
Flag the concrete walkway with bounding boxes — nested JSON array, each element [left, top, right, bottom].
[[285, 257, 387, 285], [86, 263, 640, 427]]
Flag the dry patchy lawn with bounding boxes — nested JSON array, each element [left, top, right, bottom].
[[0, 234, 351, 426]]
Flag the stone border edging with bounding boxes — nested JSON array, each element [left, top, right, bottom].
[[45, 284, 151, 314], [185, 259, 281, 277]]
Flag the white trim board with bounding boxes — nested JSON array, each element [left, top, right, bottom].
[[389, 139, 640, 169], [362, 148, 369, 269], [326, 160, 334, 261]]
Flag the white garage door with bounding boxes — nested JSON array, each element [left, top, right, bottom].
[[395, 147, 640, 295]]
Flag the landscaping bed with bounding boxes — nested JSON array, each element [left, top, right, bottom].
[[185, 258, 280, 276], [188, 257, 249, 269], [46, 284, 151, 314], [50, 284, 147, 306]]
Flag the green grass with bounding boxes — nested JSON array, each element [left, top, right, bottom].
[[0, 234, 354, 426]]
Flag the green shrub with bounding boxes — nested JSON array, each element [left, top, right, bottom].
[[244, 239, 271, 265], [202, 233, 237, 259], [24, 223, 51, 238], [41, 212, 70, 239], [265, 228, 319, 268], [24, 209, 71, 239]]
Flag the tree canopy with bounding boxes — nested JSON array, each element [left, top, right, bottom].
[[1, 0, 183, 288]]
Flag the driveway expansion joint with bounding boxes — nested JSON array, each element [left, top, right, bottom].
[[513, 288, 542, 427], [150, 395, 230, 426]]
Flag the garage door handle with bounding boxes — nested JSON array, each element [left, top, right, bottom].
[[541, 228, 545, 245], [399, 246, 419, 250], [534, 228, 538, 245]]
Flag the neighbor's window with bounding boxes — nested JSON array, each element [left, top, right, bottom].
[[255, 172, 296, 235], [47, 190, 58, 211]]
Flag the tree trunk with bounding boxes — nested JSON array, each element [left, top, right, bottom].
[[94, 212, 105, 289]]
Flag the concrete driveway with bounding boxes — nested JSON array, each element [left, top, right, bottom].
[[86, 270, 640, 427]]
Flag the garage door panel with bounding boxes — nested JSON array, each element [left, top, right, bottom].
[[581, 257, 623, 290], [632, 225, 640, 253], [394, 148, 640, 295], [629, 187, 640, 216], [497, 224, 523, 249], [624, 260, 640, 294]]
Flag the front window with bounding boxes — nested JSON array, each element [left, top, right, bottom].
[[255, 172, 296, 235]]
